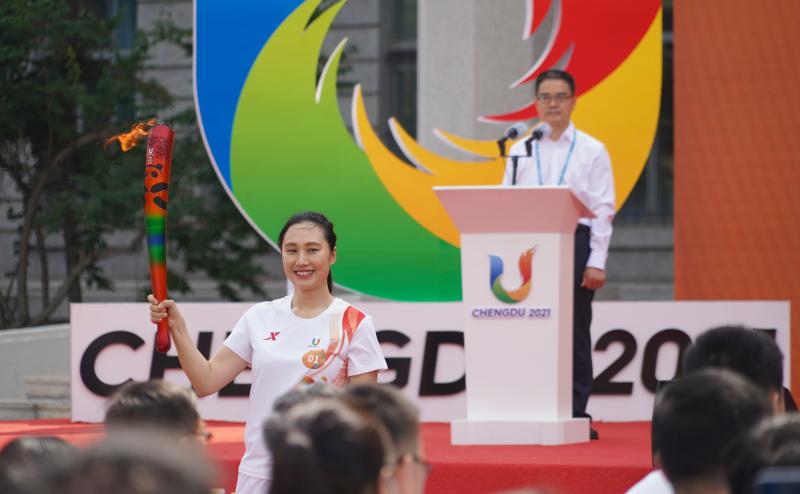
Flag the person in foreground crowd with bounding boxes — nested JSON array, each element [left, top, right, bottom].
[[149, 211, 387, 494], [727, 413, 800, 494], [653, 369, 773, 494], [271, 381, 342, 415], [265, 398, 393, 494], [262, 382, 343, 458], [627, 325, 787, 494], [343, 383, 429, 494], [0, 436, 76, 493], [264, 383, 428, 494], [35, 434, 214, 494], [105, 379, 210, 446], [682, 325, 785, 413], [502, 69, 615, 439]]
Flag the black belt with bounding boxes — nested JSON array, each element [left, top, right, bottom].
[[576, 224, 590, 234]]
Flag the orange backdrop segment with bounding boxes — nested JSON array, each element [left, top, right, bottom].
[[674, 1, 800, 398]]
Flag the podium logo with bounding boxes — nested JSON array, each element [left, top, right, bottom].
[[489, 247, 535, 304]]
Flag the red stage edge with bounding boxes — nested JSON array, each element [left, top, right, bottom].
[[0, 420, 654, 493]]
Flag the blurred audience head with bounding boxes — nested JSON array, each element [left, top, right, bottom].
[[654, 368, 773, 494], [271, 382, 341, 415], [264, 383, 341, 450], [39, 434, 213, 494], [682, 325, 785, 412], [104, 379, 208, 446], [0, 436, 76, 493], [728, 413, 800, 494], [344, 383, 428, 494], [265, 397, 391, 494]]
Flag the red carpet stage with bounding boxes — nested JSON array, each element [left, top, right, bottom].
[[0, 420, 655, 493]]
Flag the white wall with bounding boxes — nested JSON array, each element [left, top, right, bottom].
[[0, 325, 69, 398]]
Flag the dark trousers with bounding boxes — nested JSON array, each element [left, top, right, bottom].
[[573, 224, 594, 417]]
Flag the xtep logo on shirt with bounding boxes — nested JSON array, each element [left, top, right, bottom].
[[263, 331, 281, 341], [489, 247, 535, 304]]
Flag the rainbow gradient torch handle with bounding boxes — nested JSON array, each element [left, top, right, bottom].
[[145, 125, 174, 353]]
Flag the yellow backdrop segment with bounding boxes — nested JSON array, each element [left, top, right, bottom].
[[355, 86, 508, 247], [389, 118, 503, 180], [571, 9, 662, 208]]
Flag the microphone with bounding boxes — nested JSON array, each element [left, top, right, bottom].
[[497, 122, 528, 157], [524, 123, 551, 156], [508, 124, 550, 185], [504, 122, 528, 140]]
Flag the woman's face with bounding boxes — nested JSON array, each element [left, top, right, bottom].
[[281, 222, 336, 293]]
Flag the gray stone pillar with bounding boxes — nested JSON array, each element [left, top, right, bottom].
[[418, 0, 548, 159]]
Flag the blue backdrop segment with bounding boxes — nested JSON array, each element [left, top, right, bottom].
[[195, 0, 304, 188]]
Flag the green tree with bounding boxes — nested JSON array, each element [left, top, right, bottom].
[[0, 0, 269, 328]]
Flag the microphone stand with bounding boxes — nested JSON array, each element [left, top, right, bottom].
[[511, 156, 519, 185], [501, 127, 543, 185], [511, 129, 545, 185], [497, 137, 510, 157], [498, 136, 521, 184]]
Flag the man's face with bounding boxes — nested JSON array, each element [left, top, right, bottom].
[[535, 78, 575, 130]]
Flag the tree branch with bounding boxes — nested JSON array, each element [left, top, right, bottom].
[[0, 143, 32, 196], [35, 225, 49, 308], [30, 228, 146, 326], [16, 130, 107, 326], [0, 289, 13, 328], [32, 251, 95, 326]]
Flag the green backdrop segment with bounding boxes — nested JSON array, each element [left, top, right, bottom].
[[230, 0, 461, 301]]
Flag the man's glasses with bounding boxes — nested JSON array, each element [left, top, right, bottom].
[[537, 92, 573, 103]]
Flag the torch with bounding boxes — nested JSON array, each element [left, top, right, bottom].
[[106, 120, 173, 352], [144, 125, 175, 353]]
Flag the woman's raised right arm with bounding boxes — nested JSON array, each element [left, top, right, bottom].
[[148, 294, 249, 397]]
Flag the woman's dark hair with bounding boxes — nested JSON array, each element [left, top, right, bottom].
[[265, 399, 389, 494], [278, 211, 337, 293]]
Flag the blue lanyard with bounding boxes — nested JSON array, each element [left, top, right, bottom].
[[535, 128, 577, 186]]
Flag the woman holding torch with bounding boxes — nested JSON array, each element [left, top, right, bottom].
[[148, 211, 387, 494]]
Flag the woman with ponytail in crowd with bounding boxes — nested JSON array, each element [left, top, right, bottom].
[[149, 211, 387, 494]]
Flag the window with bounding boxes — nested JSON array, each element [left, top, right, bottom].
[[105, 0, 137, 49], [383, 0, 417, 139]]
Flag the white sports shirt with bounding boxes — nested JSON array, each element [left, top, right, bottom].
[[223, 295, 388, 480], [502, 122, 616, 270]]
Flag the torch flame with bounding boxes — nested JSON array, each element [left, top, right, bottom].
[[104, 118, 158, 152]]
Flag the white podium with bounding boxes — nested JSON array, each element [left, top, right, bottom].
[[433, 185, 594, 445]]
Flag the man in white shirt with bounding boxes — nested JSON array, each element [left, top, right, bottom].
[[502, 69, 615, 438]]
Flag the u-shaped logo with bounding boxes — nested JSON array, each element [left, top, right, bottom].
[[489, 247, 536, 304]]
